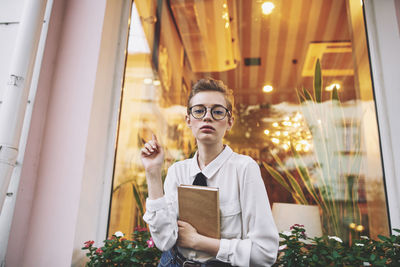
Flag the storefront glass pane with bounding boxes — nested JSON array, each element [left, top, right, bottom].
[[108, 0, 389, 242]]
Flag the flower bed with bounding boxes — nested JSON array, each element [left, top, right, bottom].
[[273, 224, 400, 267], [82, 227, 161, 267]]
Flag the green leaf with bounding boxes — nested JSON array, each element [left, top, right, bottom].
[[331, 86, 339, 101], [332, 250, 340, 259], [378, 235, 391, 242], [297, 88, 306, 103], [303, 87, 313, 101], [262, 162, 293, 193], [132, 183, 144, 218], [314, 59, 322, 103], [290, 143, 324, 208], [369, 253, 377, 261], [269, 152, 309, 204]]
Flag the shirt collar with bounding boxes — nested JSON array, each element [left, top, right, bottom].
[[189, 145, 233, 179]]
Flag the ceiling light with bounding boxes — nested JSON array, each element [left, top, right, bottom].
[[262, 2, 275, 15], [153, 80, 161, 86], [264, 129, 270, 135], [263, 85, 273, 93], [326, 83, 341, 91]]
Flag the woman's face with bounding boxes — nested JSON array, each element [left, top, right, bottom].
[[186, 91, 234, 146]]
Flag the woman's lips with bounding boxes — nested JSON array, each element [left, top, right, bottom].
[[200, 125, 215, 131]]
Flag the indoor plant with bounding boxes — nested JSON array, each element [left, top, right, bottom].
[[263, 59, 362, 239]]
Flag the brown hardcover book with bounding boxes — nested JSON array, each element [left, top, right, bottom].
[[177, 185, 220, 239]]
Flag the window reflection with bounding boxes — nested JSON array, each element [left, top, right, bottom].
[[108, 0, 389, 242]]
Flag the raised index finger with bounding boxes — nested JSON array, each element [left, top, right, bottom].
[[151, 134, 161, 150]]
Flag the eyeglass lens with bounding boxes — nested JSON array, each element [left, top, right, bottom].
[[191, 105, 228, 120]]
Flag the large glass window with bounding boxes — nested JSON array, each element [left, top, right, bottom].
[[108, 0, 389, 242]]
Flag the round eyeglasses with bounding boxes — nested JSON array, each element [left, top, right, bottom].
[[189, 104, 230, 120]]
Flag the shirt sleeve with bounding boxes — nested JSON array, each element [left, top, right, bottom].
[[215, 159, 279, 267], [143, 165, 179, 251]]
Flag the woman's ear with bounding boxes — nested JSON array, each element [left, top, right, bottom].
[[227, 116, 234, 131], [185, 114, 191, 127]]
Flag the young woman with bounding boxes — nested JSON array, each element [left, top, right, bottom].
[[141, 78, 279, 267]]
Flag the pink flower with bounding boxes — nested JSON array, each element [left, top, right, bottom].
[[147, 237, 155, 248], [95, 248, 103, 255], [290, 224, 305, 230], [84, 240, 94, 248], [134, 226, 148, 232]]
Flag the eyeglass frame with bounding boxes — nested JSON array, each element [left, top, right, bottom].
[[188, 104, 231, 120]]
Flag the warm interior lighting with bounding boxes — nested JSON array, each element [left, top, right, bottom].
[[299, 140, 309, 145], [153, 80, 161, 86], [264, 129, 270, 135], [326, 83, 341, 91], [271, 138, 280, 144], [261, 2, 275, 15], [263, 85, 273, 93], [282, 144, 289, 150], [303, 145, 310, 152], [356, 225, 365, 232], [349, 222, 356, 229], [144, 78, 153, 84], [272, 122, 279, 127]]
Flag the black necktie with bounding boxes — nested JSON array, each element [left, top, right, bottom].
[[193, 172, 207, 186]]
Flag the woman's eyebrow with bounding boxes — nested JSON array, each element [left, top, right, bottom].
[[193, 104, 224, 107]]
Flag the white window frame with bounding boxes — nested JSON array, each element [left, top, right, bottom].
[[364, 0, 400, 231]]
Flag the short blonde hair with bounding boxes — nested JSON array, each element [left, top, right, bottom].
[[187, 78, 234, 115]]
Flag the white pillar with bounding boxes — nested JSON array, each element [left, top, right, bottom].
[[0, 0, 48, 213], [0, 0, 53, 264]]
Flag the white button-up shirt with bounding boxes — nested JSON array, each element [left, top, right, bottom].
[[143, 145, 279, 267]]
